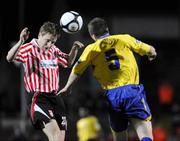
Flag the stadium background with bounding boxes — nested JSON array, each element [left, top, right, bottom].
[[0, 0, 179, 140]]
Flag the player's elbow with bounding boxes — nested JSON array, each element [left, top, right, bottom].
[[67, 58, 75, 68], [66, 64, 72, 68], [67, 62, 74, 68], [6, 53, 13, 62]]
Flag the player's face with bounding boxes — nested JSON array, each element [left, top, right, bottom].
[[38, 32, 58, 50]]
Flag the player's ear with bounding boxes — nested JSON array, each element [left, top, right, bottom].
[[106, 27, 109, 32], [91, 34, 97, 41]]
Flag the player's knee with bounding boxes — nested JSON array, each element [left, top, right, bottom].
[[140, 137, 152, 141]]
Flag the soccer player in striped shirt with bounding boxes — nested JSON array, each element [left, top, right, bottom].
[[58, 18, 157, 141], [6, 21, 84, 141]]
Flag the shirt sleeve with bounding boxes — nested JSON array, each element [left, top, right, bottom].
[[56, 48, 68, 68], [14, 43, 32, 63], [124, 34, 151, 56], [72, 45, 96, 75]]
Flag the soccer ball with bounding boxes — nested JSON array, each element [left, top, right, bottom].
[[60, 11, 83, 34]]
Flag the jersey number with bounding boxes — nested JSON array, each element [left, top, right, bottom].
[[105, 49, 120, 70]]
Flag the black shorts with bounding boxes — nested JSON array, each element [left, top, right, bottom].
[[26, 91, 67, 130]]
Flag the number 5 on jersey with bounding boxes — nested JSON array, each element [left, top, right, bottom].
[[105, 48, 120, 70]]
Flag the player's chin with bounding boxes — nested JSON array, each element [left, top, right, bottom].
[[44, 46, 51, 50]]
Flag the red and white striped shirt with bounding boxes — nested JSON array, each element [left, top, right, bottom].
[[15, 39, 68, 93]]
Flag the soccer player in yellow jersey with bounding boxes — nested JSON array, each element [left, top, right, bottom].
[[77, 107, 101, 141], [58, 17, 157, 141]]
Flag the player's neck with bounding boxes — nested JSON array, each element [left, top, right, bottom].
[[99, 33, 110, 39], [36, 39, 49, 51]]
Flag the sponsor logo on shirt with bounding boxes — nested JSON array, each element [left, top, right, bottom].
[[40, 60, 57, 68]]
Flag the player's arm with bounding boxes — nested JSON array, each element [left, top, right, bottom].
[[6, 28, 29, 62], [57, 70, 80, 95], [125, 35, 157, 61], [67, 41, 84, 66], [58, 45, 93, 95]]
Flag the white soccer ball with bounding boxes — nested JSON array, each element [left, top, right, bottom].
[[60, 11, 83, 34]]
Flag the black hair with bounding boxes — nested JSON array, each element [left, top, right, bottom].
[[88, 17, 109, 38]]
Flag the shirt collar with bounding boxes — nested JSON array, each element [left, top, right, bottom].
[[31, 38, 39, 48], [99, 33, 110, 39]]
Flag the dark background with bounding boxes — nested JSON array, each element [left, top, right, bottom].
[[0, 0, 179, 140]]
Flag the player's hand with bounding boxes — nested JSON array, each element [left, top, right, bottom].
[[148, 54, 156, 61], [148, 50, 157, 61], [72, 41, 84, 49], [20, 27, 30, 44], [148, 46, 157, 61], [57, 87, 70, 96]]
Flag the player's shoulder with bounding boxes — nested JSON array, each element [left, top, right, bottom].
[[89, 115, 98, 120], [111, 34, 133, 39], [21, 42, 32, 48], [111, 34, 136, 44], [84, 42, 96, 50], [20, 42, 33, 51]]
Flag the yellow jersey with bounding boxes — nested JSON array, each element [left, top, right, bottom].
[[77, 116, 101, 141], [72, 34, 151, 90]]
